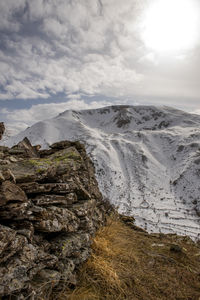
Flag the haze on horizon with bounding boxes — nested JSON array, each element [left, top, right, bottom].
[[0, 0, 200, 134]]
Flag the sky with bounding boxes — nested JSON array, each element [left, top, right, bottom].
[[0, 0, 200, 134]]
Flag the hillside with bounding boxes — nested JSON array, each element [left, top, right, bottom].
[[2, 105, 200, 240]]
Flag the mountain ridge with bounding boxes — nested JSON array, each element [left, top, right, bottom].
[[2, 105, 200, 240]]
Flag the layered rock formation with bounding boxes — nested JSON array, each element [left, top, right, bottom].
[[0, 122, 5, 140], [0, 138, 107, 299]]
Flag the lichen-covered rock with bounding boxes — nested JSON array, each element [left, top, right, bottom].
[[10, 137, 39, 158], [50, 232, 91, 258], [32, 193, 77, 207], [0, 241, 58, 296], [0, 139, 107, 299], [29, 205, 80, 232], [0, 181, 27, 206], [0, 171, 5, 183]]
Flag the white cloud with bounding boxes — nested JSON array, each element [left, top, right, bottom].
[[0, 0, 199, 106], [0, 0, 143, 101], [0, 0, 26, 31], [42, 18, 68, 37]]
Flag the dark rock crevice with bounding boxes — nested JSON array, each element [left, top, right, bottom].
[[0, 122, 5, 141]]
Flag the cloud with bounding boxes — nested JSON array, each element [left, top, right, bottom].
[[0, 0, 143, 101], [0, 0, 199, 107], [0, 0, 26, 31]]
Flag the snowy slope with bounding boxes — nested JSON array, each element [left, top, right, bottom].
[[3, 105, 200, 240]]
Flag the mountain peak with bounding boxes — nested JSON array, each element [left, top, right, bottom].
[[1, 105, 200, 241]]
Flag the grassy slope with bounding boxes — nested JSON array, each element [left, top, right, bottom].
[[57, 214, 200, 300]]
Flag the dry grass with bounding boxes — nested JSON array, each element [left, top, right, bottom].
[[57, 214, 200, 300]]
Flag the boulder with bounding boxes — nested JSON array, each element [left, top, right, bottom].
[[10, 137, 39, 158]]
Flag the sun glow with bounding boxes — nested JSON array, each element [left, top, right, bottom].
[[142, 0, 199, 53]]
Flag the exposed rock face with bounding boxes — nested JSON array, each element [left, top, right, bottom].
[[0, 122, 5, 140], [0, 138, 107, 299]]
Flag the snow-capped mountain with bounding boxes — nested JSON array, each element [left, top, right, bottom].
[[3, 105, 200, 240]]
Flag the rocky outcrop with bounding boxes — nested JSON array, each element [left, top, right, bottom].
[[0, 122, 5, 140], [0, 138, 107, 299]]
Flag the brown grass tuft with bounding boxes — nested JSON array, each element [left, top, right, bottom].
[[57, 213, 200, 300]]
